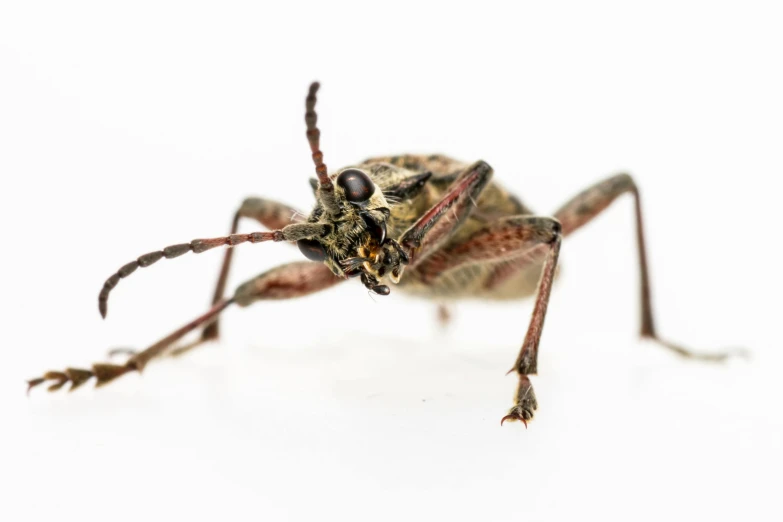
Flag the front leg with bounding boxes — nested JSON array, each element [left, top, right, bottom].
[[369, 160, 492, 285], [399, 160, 494, 266]]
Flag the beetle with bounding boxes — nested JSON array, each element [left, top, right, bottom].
[[27, 82, 739, 426]]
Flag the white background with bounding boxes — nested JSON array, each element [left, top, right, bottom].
[[1, 2, 781, 521]]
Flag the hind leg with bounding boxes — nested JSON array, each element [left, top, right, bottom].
[[553, 173, 743, 360], [28, 262, 342, 393], [478, 174, 740, 360]]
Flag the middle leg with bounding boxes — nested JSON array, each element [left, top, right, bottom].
[[107, 197, 306, 360], [200, 197, 304, 342]]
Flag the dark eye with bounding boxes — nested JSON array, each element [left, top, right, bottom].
[[337, 169, 375, 203], [297, 238, 327, 262]]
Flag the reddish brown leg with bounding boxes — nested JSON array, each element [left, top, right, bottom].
[[28, 299, 232, 394], [104, 197, 305, 360], [399, 160, 494, 267], [414, 215, 562, 282], [502, 232, 561, 426], [432, 216, 563, 427], [410, 213, 563, 426], [28, 262, 342, 393], [554, 173, 741, 361], [201, 197, 304, 342]]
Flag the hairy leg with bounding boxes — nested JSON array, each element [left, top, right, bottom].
[[28, 262, 341, 393]]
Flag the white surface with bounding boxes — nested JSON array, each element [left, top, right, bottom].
[[1, 2, 781, 521]]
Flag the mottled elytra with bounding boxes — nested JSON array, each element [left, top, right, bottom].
[[337, 168, 375, 202], [29, 81, 744, 428]]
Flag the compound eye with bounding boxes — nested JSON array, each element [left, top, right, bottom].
[[297, 238, 327, 262], [336, 169, 375, 203]]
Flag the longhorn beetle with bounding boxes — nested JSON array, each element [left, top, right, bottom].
[[28, 82, 740, 426]]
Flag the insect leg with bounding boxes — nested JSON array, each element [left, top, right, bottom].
[[399, 160, 493, 266], [28, 299, 232, 393], [413, 215, 561, 281], [409, 214, 562, 426], [503, 225, 560, 427], [28, 262, 342, 393], [102, 198, 305, 359], [553, 173, 741, 361], [200, 197, 304, 343]]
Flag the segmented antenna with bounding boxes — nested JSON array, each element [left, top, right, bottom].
[[98, 231, 284, 318], [305, 82, 339, 214], [305, 82, 330, 187]]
